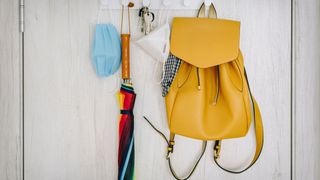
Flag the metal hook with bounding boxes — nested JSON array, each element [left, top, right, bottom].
[[142, 0, 151, 7], [204, 0, 211, 7], [184, 0, 191, 7], [121, 0, 129, 6], [163, 0, 171, 6]]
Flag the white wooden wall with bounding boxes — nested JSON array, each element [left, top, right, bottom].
[[0, 0, 22, 179], [23, 0, 291, 179], [0, 0, 319, 180], [294, 0, 320, 179]]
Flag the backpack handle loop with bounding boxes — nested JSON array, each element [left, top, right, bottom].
[[197, 2, 217, 18]]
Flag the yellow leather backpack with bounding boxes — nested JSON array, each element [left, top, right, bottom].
[[144, 3, 263, 179]]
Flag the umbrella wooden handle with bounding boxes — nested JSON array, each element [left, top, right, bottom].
[[121, 34, 130, 79]]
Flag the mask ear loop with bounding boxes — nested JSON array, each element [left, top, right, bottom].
[[96, 5, 102, 24], [96, 2, 115, 25], [164, 4, 170, 24], [157, 2, 163, 27], [157, 0, 171, 26], [149, 1, 170, 84], [95, 3, 120, 94], [160, 7, 171, 82], [107, 6, 115, 26], [150, 61, 163, 84]]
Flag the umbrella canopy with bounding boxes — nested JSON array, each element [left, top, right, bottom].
[[118, 83, 136, 180]]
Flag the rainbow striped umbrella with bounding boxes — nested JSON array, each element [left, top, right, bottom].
[[118, 3, 135, 180], [118, 83, 136, 180]]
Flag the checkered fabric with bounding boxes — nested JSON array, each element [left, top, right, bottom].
[[161, 53, 182, 97]]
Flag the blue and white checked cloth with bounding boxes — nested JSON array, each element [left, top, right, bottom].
[[161, 53, 182, 97]]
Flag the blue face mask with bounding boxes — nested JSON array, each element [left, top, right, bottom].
[[92, 24, 121, 77]]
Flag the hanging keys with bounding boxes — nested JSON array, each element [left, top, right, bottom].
[[143, 10, 154, 34], [138, 6, 155, 35]]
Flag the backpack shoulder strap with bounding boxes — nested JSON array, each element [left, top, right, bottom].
[[213, 69, 264, 173], [143, 117, 207, 180], [166, 133, 207, 180]]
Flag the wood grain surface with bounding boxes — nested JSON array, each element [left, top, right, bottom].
[[293, 0, 320, 179], [0, 0, 22, 179], [0, 0, 309, 179], [23, 0, 292, 179], [3, 0, 320, 179]]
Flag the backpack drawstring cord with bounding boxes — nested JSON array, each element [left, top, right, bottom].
[[196, 66, 220, 105], [197, 68, 201, 90], [212, 66, 220, 105]]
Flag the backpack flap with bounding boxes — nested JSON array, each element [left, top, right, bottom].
[[170, 17, 240, 68]]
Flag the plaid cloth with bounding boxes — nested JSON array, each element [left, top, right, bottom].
[[161, 53, 182, 97]]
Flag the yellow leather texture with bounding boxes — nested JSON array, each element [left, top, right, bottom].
[[170, 18, 240, 68], [165, 52, 254, 140]]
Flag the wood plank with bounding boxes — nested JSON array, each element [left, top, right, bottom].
[[294, 0, 320, 179], [25, 0, 291, 179], [0, 0, 22, 179], [201, 0, 292, 179]]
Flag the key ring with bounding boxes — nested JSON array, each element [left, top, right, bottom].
[[138, 6, 155, 35]]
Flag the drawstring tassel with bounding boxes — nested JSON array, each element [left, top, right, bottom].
[[212, 66, 220, 105], [197, 68, 201, 90], [197, 66, 220, 104]]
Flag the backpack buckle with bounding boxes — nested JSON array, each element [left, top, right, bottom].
[[166, 140, 175, 159], [214, 140, 221, 159]]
